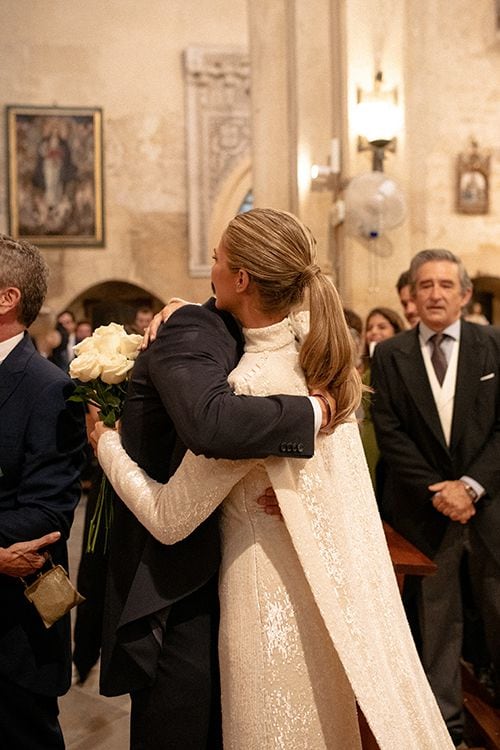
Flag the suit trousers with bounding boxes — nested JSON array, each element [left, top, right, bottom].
[[418, 521, 500, 741], [0, 674, 64, 750], [129, 576, 222, 750]]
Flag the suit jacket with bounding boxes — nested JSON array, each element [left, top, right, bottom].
[[0, 333, 86, 696], [371, 321, 500, 565], [100, 301, 315, 696]]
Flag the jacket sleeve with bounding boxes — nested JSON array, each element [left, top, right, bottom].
[[0, 378, 86, 546], [148, 304, 315, 459]]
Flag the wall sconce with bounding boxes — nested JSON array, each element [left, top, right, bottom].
[[356, 71, 401, 172], [311, 138, 341, 191]]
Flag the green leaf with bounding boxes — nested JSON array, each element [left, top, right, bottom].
[[68, 394, 86, 403], [102, 411, 117, 427]]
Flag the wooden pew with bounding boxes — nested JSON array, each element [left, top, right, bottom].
[[382, 521, 437, 590], [462, 664, 500, 749], [358, 522, 437, 749]]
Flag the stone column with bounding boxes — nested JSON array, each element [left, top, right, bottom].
[[247, 0, 344, 277]]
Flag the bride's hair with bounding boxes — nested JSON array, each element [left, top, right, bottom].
[[221, 208, 362, 426]]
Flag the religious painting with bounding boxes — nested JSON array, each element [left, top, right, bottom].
[[455, 138, 490, 215], [7, 106, 104, 246]]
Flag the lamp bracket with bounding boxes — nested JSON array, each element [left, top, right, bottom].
[[357, 136, 397, 172]]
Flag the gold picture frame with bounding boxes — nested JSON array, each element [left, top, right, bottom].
[[455, 138, 490, 216], [7, 105, 104, 246]]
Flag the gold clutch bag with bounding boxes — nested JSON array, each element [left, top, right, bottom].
[[22, 556, 85, 629]]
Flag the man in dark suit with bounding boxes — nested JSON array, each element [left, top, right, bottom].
[[0, 234, 86, 748], [99, 298, 327, 749], [372, 248, 500, 748]]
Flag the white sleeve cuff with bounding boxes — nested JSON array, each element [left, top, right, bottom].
[[307, 396, 322, 436]]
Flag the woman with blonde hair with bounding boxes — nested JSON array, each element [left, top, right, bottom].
[[93, 208, 453, 749]]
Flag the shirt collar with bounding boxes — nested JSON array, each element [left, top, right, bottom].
[[418, 318, 461, 345], [0, 331, 25, 364]]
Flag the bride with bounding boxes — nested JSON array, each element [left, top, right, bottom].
[[93, 208, 453, 749]]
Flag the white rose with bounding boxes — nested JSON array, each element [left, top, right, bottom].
[[93, 322, 126, 337], [120, 334, 143, 359], [100, 353, 135, 384], [93, 325, 127, 357], [69, 351, 102, 382], [73, 336, 97, 356]]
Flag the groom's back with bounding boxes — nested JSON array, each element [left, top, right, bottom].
[[121, 342, 180, 482], [100, 318, 224, 697]]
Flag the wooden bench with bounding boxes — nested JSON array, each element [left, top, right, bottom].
[[358, 523, 437, 749], [462, 663, 500, 749], [382, 521, 437, 591]]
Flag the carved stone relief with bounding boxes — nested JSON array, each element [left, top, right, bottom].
[[184, 46, 250, 277]]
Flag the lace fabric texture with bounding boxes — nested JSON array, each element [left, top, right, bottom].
[[99, 314, 453, 749]]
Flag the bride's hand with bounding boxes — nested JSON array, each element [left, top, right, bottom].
[[89, 419, 120, 454], [141, 298, 190, 349], [257, 487, 283, 520], [310, 390, 337, 434]]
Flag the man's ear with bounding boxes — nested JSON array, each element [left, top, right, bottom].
[[0, 287, 21, 315], [461, 287, 473, 309], [235, 269, 251, 293]]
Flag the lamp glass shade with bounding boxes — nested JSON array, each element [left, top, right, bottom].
[[356, 93, 401, 144]]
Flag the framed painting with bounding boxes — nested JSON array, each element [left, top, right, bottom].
[[7, 105, 104, 246], [455, 138, 490, 216]]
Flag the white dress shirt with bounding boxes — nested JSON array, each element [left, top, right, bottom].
[[0, 332, 24, 365], [418, 319, 484, 499]]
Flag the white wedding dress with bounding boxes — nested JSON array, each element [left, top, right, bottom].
[[98, 314, 454, 750]]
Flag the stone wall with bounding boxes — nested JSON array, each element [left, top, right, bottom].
[[0, 0, 248, 316], [2, 0, 500, 324]]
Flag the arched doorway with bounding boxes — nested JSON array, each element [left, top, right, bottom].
[[471, 276, 500, 325], [68, 280, 165, 330]]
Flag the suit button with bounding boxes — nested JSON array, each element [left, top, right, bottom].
[[297, 443, 304, 453], [287, 442, 293, 452], [292, 442, 298, 452], [280, 442, 287, 453]]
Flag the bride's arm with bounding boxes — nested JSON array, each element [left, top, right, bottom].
[[97, 431, 255, 544]]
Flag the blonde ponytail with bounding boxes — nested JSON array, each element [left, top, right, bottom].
[[300, 274, 362, 428], [223, 208, 362, 427]]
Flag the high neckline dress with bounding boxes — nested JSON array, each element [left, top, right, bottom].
[[99, 314, 454, 750]]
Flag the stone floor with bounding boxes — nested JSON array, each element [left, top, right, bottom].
[[59, 494, 130, 749]]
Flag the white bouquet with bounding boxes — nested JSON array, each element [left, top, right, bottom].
[[69, 323, 143, 552]]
